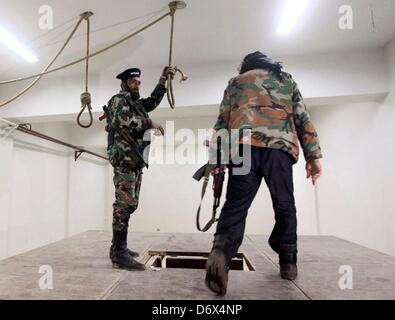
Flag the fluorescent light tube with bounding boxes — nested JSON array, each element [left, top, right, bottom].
[[277, 0, 309, 35], [0, 26, 38, 63]]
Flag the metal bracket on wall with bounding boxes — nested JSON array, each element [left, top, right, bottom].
[[16, 124, 109, 161], [74, 150, 85, 161]]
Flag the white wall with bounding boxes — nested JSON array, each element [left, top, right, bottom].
[[0, 122, 109, 260], [112, 46, 395, 256], [67, 156, 109, 236], [283, 49, 388, 99], [0, 138, 13, 259], [125, 116, 317, 237], [309, 37, 395, 256], [1, 44, 394, 258], [0, 48, 388, 119], [0, 74, 100, 119]]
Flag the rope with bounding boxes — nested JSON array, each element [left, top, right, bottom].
[[32, 10, 161, 53], [0, 16, 80, 76], [78, 92, 93, 128], [77, 12, 93, 128], [0, 11, 171, 86], [0, 15, 85, 108], [40, 10, 162, 50], [195, 164, 219, 232], [85, 16, 90, 93], [0, 2, 187, 116], [32, 15, 81, 46], [168, 7, 175, 67], [165, 2, 188, 109], [167, 10, 176, 109]]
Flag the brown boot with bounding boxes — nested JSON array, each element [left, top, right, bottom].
[[280, 264, 298, 280], [205, 249, 229, 296], [279, 244, 298, 280], [205, 236, 233, 296]]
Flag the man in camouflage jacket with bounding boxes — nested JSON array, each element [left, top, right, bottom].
[[205, 52, 323, 296], [106, 67, 169, 271]]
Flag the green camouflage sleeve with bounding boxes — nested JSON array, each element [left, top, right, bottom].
[[141, 84, 167, 113], [292, 81, 323, 162], [207, 85, 232, 164], [213, 86, 231, 131], [110, 95, 152, 132]]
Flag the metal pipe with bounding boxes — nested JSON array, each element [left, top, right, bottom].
[[16, 124, 108, 161]]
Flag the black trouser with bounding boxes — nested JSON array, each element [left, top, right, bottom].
[[215, 147, 297, 259]]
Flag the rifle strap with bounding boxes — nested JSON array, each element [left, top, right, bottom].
[[118, 131, 149, 169], [104, 96, 149, 169], [196, 164, 218, 232]]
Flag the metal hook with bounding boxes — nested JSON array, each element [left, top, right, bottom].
[[75, 150, 84, 161]]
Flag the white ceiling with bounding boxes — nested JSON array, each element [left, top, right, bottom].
[[0, 0, 394, 79]]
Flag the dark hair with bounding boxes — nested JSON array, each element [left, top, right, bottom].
[[120, 81, 128, 91], [239, 51, 284, 81]]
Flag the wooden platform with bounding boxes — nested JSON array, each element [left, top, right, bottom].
[[0, 231, 394, 300]]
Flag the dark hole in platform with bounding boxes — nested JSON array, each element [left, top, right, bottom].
[[146, 251, 255, 271]]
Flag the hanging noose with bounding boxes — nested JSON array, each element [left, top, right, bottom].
[[165, 1, 188, 109], [77, 11, 94, 128], [0, 2, 187, 117]]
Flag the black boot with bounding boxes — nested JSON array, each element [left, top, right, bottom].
[[109, 237, 139, 260], [111, 231, 145, 271], [279, 244, 298, 280], [205, 236, 233, 296]]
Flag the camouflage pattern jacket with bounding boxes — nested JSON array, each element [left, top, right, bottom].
[[107, 84, 166, 169], [214, 69, 322, 162]]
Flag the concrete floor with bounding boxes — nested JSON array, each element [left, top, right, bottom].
[[0, 231, 394, 300]]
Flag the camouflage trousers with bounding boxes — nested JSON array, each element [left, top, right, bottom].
[[112, 167, 143, 233]]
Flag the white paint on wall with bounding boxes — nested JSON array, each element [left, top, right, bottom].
[[0, 49, 388, 119], [126, 116, 317, 238], [0, 122, 108, 260], [1, 43, 394, 259], [307, 37, 395, 256], [0, 138, 13, 259], [68, 156, 108, 236], [7, 144, 69, 255]]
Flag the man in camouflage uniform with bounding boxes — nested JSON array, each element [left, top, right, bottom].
[[205, 52, 323, 295], [106, 67, 169, 271]]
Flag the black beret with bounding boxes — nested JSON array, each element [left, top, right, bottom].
[[116, 68, 141, 81]]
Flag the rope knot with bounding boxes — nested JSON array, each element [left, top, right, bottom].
[[165, 66, 176, 79], [165, 66, 187, 82], [78, 92, 93, 128], [80, 92, 91, 107]]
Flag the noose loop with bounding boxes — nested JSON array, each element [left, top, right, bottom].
[[78, 92, 93, 128]]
